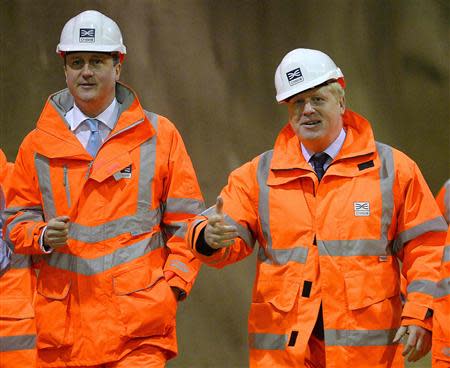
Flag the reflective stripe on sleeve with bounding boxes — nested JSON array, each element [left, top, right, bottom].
[[249, 332, 287, 350], [407, 279, 436, 296], [443, 246, 450, 263], [10, 254, 33, 269], [435, 277, 450, 298], [394, 217, 448, 251]]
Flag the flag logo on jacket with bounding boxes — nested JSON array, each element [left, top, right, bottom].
[[286, 68, 304, 86], [354, 202, 370, 216], [80, 28, 95, 43]]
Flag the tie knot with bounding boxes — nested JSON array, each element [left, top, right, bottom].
[[85, 118, 100, 133], [310, 152, 329, 167], [310, 152, 330, 181]]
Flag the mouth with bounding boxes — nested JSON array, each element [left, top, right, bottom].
[[301, 120, 321, 127], [78, 83, 96, 88]]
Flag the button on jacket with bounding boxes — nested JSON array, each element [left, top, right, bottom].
[[0, 150, 37, 367], [187, 109, 447, 367], [4, 83, 204, 366]]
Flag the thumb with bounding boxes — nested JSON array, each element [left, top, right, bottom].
[[56, 215, 70, 223], [215, 196, 224, 215]]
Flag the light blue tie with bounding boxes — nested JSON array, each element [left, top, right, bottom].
[[85, 119, 102, 157]]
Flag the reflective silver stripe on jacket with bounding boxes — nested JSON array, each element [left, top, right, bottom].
[[249, 332, 287, 350], [10, 253, 33, 270], [407, 279, 436, 297], [4, 208, 44, 251], [443, 178, 450, 223], [394, 217, 448, 251], [0, 334, 36, 352], [45, 232, 163, 275], [443, 246, 450, 263], [33, 114, 160, 243], [325, 329, 397, 346], [435, 277, 450, 298]]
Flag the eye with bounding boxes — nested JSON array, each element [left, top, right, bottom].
[[312, 96, 324, 103], [68, 59, 83, 69]]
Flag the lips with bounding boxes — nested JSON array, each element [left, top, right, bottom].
[[301, 120, 321, 126]]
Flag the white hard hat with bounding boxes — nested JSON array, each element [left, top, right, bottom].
[[56, 10, 126, 55], [274, 48, 344, 103]]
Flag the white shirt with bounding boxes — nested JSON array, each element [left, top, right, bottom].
[[301, 128, 347, 171], [65, 98, 120, 148]]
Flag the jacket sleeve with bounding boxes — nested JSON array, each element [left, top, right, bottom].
[[435, 178, 450, 224], [186, 160, 258, 268], [160, 121, 205, 298], [4, 143, 47, 255], [394, 160, 448, 325]]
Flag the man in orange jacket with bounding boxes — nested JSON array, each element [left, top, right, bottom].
[[4, 10, 204, 368], [186, 48, 447, 367], [432, 181, 449, 367], [0, 149, 37, 367]]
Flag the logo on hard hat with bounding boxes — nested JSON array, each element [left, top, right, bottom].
[[286, 68, 304, 86], [80, 28, 95, 43]]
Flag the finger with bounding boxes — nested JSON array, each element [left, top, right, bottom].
[[403, 330, 417, 356], [393, 326, 407, 343], [215, 196, 223, 215]]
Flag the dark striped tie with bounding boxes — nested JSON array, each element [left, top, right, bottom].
[[310, 152, 329, 181]]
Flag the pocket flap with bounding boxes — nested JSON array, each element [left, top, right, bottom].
[[113, 265, 164, 296], [255, 280, 300, 312], [344, 269, 399, 310], [0, 298, 35, 319], [37, 275, 71, 300]]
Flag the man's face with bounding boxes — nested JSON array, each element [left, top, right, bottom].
[[287, 84, 345, 152], [64, 52, 121, 116]]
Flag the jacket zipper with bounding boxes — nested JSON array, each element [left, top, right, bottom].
[[63, 165, 71, 208]]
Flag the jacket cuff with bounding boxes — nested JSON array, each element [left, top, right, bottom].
[[164, 255, 198, 297], [401, 301, 430, 320], [401, 317, 433, 331]]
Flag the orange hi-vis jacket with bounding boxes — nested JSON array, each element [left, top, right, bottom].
[[432, 183, 450, 367], [435, 179, 450, 224], [4, 83, 204, 367], [187, 110, 447, 368], [0, 150, 37, 367]]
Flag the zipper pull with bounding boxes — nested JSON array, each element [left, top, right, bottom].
[[85, 161, 94, 179]]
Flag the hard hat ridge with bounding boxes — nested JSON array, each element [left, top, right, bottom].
[[56, 10, 126, 55], [274, 48, 344, 103]]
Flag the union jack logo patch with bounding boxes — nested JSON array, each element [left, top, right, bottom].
[[79, 28, 95, 43], [286, 68, 304, 86], [354, 202, 370, 217]]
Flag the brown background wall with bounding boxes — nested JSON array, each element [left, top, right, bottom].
[[0, 1, 448, 367]]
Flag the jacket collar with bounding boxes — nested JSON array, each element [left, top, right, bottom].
[[32, 82, 154, 160], [267, 110, 379, 185]]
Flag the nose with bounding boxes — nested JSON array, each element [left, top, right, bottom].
[[81, 63, 94, 77], [303, 100, 315, 114]]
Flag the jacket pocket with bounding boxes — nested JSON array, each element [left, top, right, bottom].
[[0, 297, 35, 319], [249, 280, 300, 333], [35, 273, 73, 349], [344, 265, 400, 310], [113, 265, 177, 338]]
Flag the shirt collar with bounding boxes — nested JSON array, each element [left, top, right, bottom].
[[301, 128, 347, 162], [67, 98, 119, 131]]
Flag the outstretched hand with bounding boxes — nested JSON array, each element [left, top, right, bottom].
[[393, 325, 432, 362], [204, 196, 238, 249]]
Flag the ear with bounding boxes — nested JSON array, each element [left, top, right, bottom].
[[339, 95, 346, 114], [114, 63, 122, 81]]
